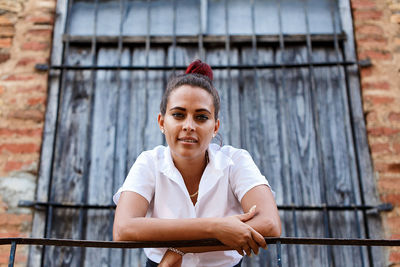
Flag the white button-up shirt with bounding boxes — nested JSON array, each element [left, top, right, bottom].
[[113, 144, 271, 267]]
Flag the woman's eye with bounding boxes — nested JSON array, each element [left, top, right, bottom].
[[196, 114, 209, 121], [172, 113, 184, 119]]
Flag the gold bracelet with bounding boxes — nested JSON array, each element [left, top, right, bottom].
[[168, 247, 185, 256]]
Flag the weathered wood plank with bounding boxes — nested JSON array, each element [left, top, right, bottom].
[[84, 47, 122, 267], [124, 47, 166, 265], [44, 46, 94, 266], [312, 47, 366, 265], [206, 48, 241, 147]]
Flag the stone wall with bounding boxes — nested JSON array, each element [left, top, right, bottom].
[[352, 0, 400, 265], [0, 0, 55, 266]]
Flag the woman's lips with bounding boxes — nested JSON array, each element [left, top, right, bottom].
[[178, 137, 198, 143]]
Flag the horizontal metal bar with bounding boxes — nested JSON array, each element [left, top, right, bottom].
[[62, 33, 347, 45], [35, 60, 370, 72], [0, 237, 399, 248], [19, 200, 392, 212]]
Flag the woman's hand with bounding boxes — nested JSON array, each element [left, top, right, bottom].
[[158, 249, 183, 267], [214, 205, 267, 256]]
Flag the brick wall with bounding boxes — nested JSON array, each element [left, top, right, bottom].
[[352, 0, 400, 265], [0, 0, 55, 266]]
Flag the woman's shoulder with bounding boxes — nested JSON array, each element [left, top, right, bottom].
[[210, 144, 250, 159], [137, 145, 168, 163]]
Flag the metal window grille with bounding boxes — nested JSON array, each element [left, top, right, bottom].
[[26, 0, 388, 266]]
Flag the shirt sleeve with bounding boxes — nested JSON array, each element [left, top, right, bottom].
[[229, 149, 272, 202], [113, 151, 156, 204]]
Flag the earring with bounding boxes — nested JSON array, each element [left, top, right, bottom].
[[212, 133, 216, 138], [161, 128, 165, 134]]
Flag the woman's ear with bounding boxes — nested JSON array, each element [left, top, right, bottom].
[[158, 113, 165, 132], [214, 119, 220, 136]]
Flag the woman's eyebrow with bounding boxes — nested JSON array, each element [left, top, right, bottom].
[[195, 108, 211, 114], [169, 106, 186, 111]]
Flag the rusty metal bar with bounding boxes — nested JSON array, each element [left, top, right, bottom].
[[1, 237, 400, 248], [35, 59, 372, 71]]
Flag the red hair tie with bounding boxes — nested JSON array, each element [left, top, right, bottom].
[[185, 59, 213, 81]]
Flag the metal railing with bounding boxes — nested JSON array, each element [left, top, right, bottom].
[[1, 237, 400, 267]]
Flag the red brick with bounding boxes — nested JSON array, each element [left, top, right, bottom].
[[16, 57, 37, 66], [0, 233, 22, 238], [21, 41, 49, 51], [356, 24, 383, 35], [362, 81, 390, 90], [395, 144, 400, 153], [10, 109, 44, 123], [27, 96, 46, 106], [378, 178, 400, 192], [0, 16, 14, 26], [387, 217, 400, 233], [391, 234, 400, 240], [0, 128, 42, 137], [0, 143, 40, 154], [4, 74, 36, 81], [389, 164, 400, 173], [27, 29, 52, 37], [27, 15, 54, 25], [0, 53, 10, 64], [368, 127, 400, 136], [358, 50, 392, 60], [365, 95, 394, 105], [381, 194, 400, 205], [360, 68, 373, 77], [0, 38, 12, 48], [370, 143, 390, 153], [390, 251, 400, 263], [0, 214, 31, 226], [356, 37, 387, 47], [4, 161, 24, 172], [353, 10, 383, 20], [0, 26, 14, 37], [351, 0, 376, 9], [389, 113, 400, 122], [16, 85, 46, 93]]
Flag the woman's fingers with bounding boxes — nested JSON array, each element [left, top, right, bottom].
[[242, 245, 252, 256], [247, 237, 260, 255], [237, 205, 257, 223], [250, 227, 267, 249]]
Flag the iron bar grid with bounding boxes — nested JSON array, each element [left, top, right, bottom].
[[35, 60, 371, 71], [61, 34, 347, 44]]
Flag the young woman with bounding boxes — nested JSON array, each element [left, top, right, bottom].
[[113, 60, 281, 267]]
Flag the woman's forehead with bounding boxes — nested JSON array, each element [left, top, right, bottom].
[[167, 85, 214, 110]]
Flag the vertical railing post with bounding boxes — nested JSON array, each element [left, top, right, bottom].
[[8, 241, 17, 267], [276, 241, 282, 267]]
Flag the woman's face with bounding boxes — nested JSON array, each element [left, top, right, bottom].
[[158, 85, 220, 162]]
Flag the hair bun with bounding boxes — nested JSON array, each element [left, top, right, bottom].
[[185, 60, 213, 81]]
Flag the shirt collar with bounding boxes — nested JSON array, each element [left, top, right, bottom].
[[160, 144, 234, 201]]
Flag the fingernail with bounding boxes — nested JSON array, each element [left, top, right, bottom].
[[249, 205, 256, 213]]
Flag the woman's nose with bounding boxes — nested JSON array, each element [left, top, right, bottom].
[[182, 118, 195, 131]]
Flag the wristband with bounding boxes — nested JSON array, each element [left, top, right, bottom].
[[168, 247, 185, 256]]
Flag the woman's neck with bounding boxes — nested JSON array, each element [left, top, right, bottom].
[[172, 152, 208, 183]]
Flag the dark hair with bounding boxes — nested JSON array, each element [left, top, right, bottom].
[[159, 60, 220, 120]]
